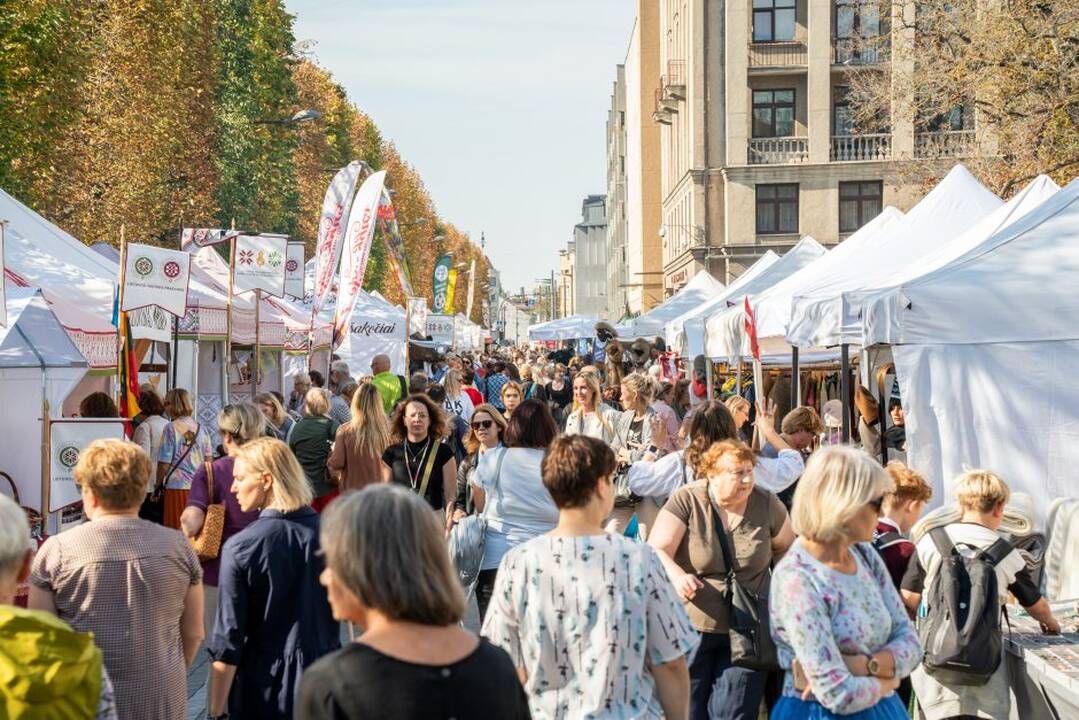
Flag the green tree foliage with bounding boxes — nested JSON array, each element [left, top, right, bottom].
[[212, 0, 298, 235]]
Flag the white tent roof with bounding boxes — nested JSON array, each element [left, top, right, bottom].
[[335, 289, 408, 374], [528, 314, 599, 341], [858, 175, 1060, 346], [0, 288, 89, 512], [882, 176, 1079, 345], [669, 238, 827, 357], [623, 270, 726, 339], [664, 252, 778, 353], [785, 165, 1002, 348], [705, 207, 904, 362]]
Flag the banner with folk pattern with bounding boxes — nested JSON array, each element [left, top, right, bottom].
[[233, 235, 288, 298], [312, 161, 365, 313]]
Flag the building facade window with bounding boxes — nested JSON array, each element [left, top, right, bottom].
[[756, 183, 799, 234], [834, 0, 880, 40], [833, 86, 853, 135], [753, 0, 797, 42], [752, 89, 796, 137], [925, 105, 970, 131], [838, 181, 883, 233]]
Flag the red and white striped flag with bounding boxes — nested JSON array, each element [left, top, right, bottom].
[[743, 296, 761, 361]]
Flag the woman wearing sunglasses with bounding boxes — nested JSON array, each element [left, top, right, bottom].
[[453, 404, 508, 521]]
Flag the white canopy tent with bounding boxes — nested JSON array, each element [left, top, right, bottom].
[[670, 238, 828, 358], [857, 175, 1059, 347], [0, 288, 89, 512], [785, 165, 1002, 349], [705, 207, 905, 364], [621, 270, 726, 339], [528, 314, 599, 341], [664, 252, 778, 354], [335, 290, 408, 375], [884, 179, 1079, 523]]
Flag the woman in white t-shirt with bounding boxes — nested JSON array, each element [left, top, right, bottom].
[[471, 400, 560, 622], [441, 369, 475, 423]]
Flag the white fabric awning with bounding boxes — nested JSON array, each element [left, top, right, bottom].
[[705, 208, 904, 362], [623, 270, 726, 339], [528, 315, 599, 341], [785, 165, 1002, 348]]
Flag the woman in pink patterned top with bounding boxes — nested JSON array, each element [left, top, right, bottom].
[[769, 446, 921, 719]]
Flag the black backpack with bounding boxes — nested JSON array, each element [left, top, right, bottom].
[[918, 527, 1013, 686]]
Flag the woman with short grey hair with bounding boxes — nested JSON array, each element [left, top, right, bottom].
[[296, 485, 529, 719]]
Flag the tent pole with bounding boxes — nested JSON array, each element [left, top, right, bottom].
[[252, 288, 261, 400], [116, 225, 126, 409], [791, 346, 800, 409], [840, 343, 851, 443], [705, 358, 714, 400], [736, 359, 743, 395], [224, 221, 235, 405]]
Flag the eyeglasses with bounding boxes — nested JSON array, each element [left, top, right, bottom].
[[471, 420, 494, 430], [867, 495, 885, 514]]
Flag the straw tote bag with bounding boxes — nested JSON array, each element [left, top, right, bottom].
[[190, 460, 226, 561]]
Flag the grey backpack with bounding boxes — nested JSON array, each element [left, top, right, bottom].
[[918, 527, 1013, 686]]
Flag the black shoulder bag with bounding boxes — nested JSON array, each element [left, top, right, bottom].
[[709, 500, 779, 670]]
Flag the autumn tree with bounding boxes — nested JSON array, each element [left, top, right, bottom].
[[212, 0, 298, 235], [847, 0, 1078, 194]]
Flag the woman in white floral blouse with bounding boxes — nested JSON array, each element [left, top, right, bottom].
[[482, 434, 699, 719]]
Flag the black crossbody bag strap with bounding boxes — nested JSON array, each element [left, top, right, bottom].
[[158, 424, 200, 493]]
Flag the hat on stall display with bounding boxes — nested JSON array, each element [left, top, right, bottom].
[[822, 399, 843, 429]]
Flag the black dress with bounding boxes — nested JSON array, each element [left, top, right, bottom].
[[381, 438, 455, 510], [296, 639, 531, 720]]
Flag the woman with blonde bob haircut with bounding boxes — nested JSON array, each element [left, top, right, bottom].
[[30, 439, 204, 719], [768, 446, 921, 719], [296, 485, 530, 719], [206, 438, 338, 719]]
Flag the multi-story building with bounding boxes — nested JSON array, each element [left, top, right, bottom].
[[651, 0, 960, 290], [605, 65, 629, 321], [622, 1, 665, 313], [569, 195, 608, 319]]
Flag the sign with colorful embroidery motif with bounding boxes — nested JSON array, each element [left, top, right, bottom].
[[285, 242, 306, 298], [121, 242, 191, 317], [232, 234, 288, 298]]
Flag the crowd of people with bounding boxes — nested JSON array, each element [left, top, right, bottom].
[[0, 343, 1063, 720]]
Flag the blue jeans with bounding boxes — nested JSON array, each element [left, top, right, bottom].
[[690, 631, 768, 720]]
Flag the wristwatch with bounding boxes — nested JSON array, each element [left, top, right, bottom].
[[866, 655, 880, 677]]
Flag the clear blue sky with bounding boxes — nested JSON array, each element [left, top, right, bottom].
[[285, 0, 635, 294]]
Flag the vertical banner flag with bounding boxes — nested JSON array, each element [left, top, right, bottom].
[[743, 296, 761, 361], [378, 189, 415, 297], [334, 170, 388, 345], [431, 254, 453, 313], [49, 420, 126, 511], [445, 268, 458, 312], [284, 242, 305, 298], [465, 258, 476, 320], [121, 243, 191, 317], [180, 228, 240, 252], [407, 297, 428, 336], [313, 161, 365, 313], [233, 235, 288, 297]]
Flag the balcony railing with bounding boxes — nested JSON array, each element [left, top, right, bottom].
[[832, 37, 888, 65], [830, 133, 891, 161], [749, 137, 809, 164], [748, 42, 808, 69], [652, 88, 674, 125], [662, 59, 686, 99], [914, 130, 976, 159]]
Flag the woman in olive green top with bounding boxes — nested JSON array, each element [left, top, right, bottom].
[[287, 388, 341, 509], [649, 439, 795, 720]]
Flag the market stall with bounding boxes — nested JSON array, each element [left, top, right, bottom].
[[528, 314, 599, 341], [621, 270, 725, 340]]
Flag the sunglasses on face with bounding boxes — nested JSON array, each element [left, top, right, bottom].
[[867, 495, 885, 513], [471, 420, 494, 430]]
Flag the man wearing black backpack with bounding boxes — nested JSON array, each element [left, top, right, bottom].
[[900, 470, 1060, 720]]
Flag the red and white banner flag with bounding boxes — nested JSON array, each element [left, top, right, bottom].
[[233, 235, 288, 298], [0, 221, 7, 327], [285, 242, 305, 298], [743, 295, 761, 361], [333, 170, 387, 345], [122, 243, 191, 317], [180, 228, 240, 252], [313, 161, 365, 313]]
